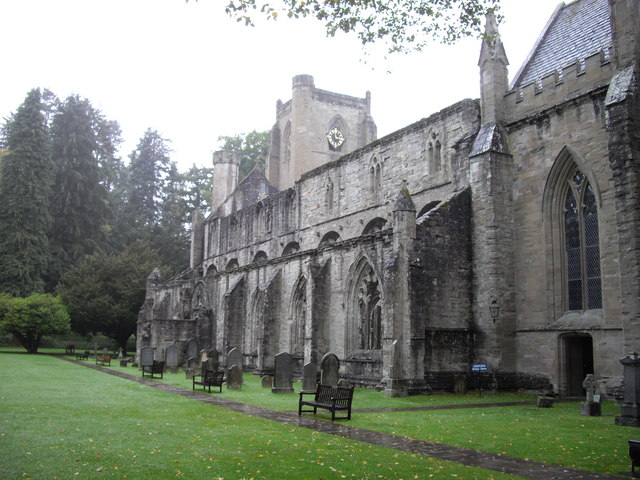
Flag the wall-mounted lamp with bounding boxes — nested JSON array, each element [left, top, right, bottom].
[[489, 299, 499, 323]]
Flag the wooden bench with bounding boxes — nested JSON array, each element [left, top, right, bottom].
[[65, 344, 75, 354], [142, 360, 165, 379], [629, 440, 640, 475], [193, 370, 225, 393], [298, 384, 354, 420], [76, 350, 90, 360], [96, 354, 111, 366]]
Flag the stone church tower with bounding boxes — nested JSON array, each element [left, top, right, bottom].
[[266, 74, 377, 190]]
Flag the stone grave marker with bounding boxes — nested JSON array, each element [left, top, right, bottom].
[[272, 352, 294, 393], [185, 356, 197, 379], [581, 373, 601, 416], [261, 375, 273, 388], [302, 362, 317, 392], [227, 364, 243, 389], [140, 346, 154, 367], [186, 338, 198, 365], [204, 357, 218, 372], [207, 348, 219, 367], [166, 344, 179, 373], [320, 352, 339, 387], [616, 352, 640, 426]]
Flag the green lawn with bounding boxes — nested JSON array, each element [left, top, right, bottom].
[[1, 353, 525, 480], [0, 353, 633, 479]]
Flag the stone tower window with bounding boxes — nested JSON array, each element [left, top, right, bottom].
[[369, 156, 382, 199], [283, 120, 292, 166], [325, 177, 334, 211], [563, 170, 602, 310]]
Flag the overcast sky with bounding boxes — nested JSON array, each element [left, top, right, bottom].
[[1, 0, 562, 171]]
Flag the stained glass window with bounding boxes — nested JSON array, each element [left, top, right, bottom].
[[563, 171, 602, 311]]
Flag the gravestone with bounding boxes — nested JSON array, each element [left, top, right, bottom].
[[302, 362, 317, 392], [537, 396, 554, 408], [617, 352, 640, 426], [207, 348, 219, 367], [272, 352, 294, 393], [320, 352, 340, 387], [186, 338, 198, 366], [204, 357, 219, 372], [140, 346, 154, 367], [103, 347, 109, 355], [185, 357, 197, 379], [226, 347, 242, 370], [166, 345, 179, 373], [227, 364, 243, 389], [261, 375, 273, 388], [580, 374, 601, 416], [338, 378, 351, 387], [454, 374, 468, 394]]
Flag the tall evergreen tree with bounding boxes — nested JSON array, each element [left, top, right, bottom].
[[0, 89, 53, 296], [127, 129, 171, 229], [47, 95, 114, 289]]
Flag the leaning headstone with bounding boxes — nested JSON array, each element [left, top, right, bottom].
[[140, 346, 154, 367], [226, 347, 242, 370], [261, 375, 273, 388], [166, 345, 179, 373], [581, 374, 602, 416], [227, 364, 243, 389], [320, 352, 340, 387], [186, 338, 198, 365], [272, 352, 294, 393], [302, 362, 317, 392]]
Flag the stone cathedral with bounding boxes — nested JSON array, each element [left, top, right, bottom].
[[137, 0, 640, 397]]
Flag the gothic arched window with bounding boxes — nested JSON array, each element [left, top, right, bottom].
[[563, 170, 602, 310]]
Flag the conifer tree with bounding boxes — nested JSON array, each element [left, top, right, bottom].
[[0, 89, 53, 296], [47, 95, 114, 289]]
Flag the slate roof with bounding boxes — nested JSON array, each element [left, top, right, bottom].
[[511, 0, 612, 88]]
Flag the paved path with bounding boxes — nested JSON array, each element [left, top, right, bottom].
[[63, 358, 628, 480]]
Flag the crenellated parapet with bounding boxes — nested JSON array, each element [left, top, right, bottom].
[[506, 48, 614, 121]]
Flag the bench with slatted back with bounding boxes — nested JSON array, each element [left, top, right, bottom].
[[96, 354, 111, 366], [298, 384, 354, 420], [142, 360, 165, 379], [193, 369, 225, 393]]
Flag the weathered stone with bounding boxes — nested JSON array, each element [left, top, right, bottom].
[[272, 352, 294, 393], [261, 375, 273, 388], [226, 347, 242, 370], [140, 346, 154, 367], [537, 396, 554, 408], [320, 353, 340, 387], [302, 362, 317, 392], [227, 365, 243, 389], [166, 345, 179, 373]]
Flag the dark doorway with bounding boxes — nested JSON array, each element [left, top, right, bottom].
[[564, 334, 594, 397]]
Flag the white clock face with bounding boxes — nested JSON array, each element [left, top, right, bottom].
[[327, 127, 345, 150]]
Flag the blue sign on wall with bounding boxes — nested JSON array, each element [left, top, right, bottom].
[[471, 363, 488, 372]]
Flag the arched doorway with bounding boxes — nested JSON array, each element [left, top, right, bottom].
[[562, 334, 594, 397]]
